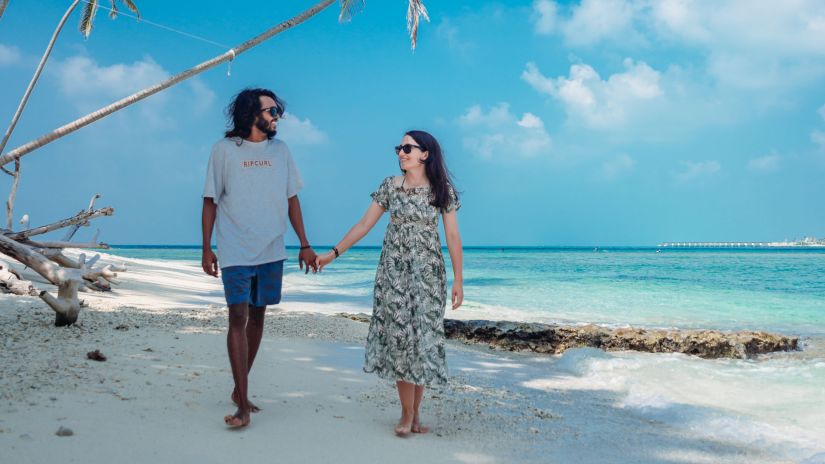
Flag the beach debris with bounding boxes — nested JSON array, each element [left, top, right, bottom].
[[86, 350, 106, 362], [114, 324, 129, 331], [443, 319, 799, 359], [529, 407, 558, 420], [335, 312, 371, 324], [0, 195, 123, 326], [0, 259, 39, 296], [55, 426, 73, 437]]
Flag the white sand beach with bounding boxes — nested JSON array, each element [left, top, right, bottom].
[[1, 252, 823, 464]]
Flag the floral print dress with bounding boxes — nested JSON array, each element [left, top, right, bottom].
[[364, 176, 460, 385]]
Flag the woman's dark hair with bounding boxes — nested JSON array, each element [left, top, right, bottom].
[[224, 88, 285, 140], [404, 130, 459, 211]]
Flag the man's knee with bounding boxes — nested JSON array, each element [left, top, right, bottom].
[[228, 303, 249, 326], [248, 308, 266, 327]]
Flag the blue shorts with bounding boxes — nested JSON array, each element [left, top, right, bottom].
[[220, 260, 284, 308]]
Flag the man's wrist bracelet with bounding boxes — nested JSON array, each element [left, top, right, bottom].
[[333, 246, 340, 258], [299, 245, 311, 250]]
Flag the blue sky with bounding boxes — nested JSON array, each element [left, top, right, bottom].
[[1, 0, 824, 246]]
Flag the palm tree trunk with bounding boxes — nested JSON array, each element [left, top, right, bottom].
[[1, 0, 82, 229], [0, 0, 336, 168]]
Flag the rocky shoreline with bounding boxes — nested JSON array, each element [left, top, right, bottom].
[[443, 319, 799, 359], [337, 314, 799, 359]]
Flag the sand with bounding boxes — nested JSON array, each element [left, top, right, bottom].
[[0, 252, 819, 463]]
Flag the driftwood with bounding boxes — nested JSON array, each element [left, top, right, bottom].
[[0, 258, 39, 296], [28, 240, 110, 249], [0, 203, 120, 326], [9, 207, 113, 241], [62, 194, 100, 241]]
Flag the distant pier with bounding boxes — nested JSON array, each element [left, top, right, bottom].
[[658, 242, 771, 248], [657, 242, 824, 248]]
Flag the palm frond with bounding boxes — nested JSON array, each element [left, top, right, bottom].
[[339, 0, 364, 23], [0, 0, 9, 20], [79, 0, 99, 39], [109, 1, 140, 20], [406, 0, 429, 50], [119, 0, 140, 19]]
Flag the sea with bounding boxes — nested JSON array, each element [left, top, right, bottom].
[[107, 245, 825, 460]]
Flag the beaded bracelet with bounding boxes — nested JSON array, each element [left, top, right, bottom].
[[333, 246, 340, 258]]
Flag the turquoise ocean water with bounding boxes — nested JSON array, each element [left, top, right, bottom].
[[107, 245, 825, 457], [108, 246, 825, 337]]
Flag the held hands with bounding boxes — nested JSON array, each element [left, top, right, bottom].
[[298, 247, 319, 274], [202, 249, 219, 277], [315, 251, 335, 271], [451, 283, 463, 309]]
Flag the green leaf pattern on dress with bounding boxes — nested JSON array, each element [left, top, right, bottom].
[[364, 176, 460, 385]]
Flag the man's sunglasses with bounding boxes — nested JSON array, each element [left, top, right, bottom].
[[261, 106, 282, 120], [394, 144, 423, 155]]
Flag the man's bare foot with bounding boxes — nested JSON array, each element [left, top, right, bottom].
[[231, 389, 261, 413], [224, 408, 250, 429], [395, 413, 414, 437], [412, 412, 429, 433]]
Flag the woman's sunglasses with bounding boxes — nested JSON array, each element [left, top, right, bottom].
[[394, 144, 423, 155], [261, 106, 282, 120]]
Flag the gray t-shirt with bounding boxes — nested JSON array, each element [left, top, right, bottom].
[[203, 137, 303, 268]]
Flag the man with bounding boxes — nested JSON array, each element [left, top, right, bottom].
[[201, 88, 317, 428]]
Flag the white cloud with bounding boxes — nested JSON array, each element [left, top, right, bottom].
[[522, 59, 662, 129], [51, 55, 216, 130], [532, 0, 558, 35], [649, 0, 709, 42], [53, 55, 173, 129], [562, 0, 637, 46], [675, 160, 720, 183], [818, 104, 825, 122], [811, 130, 825, 150], [55, 55, 170, 107], [747, 154, 780, 172], [517, 112, 544, 129], [458, 103, 552, 159], [279, 113, 328, 146], [0, 43, 21, 66], [188, 79, 216, 114], [533, 0, 825, 91], [436, 18, 472, 55], [601, 154, 635, 179]]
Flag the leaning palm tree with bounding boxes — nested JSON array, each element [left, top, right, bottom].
[[0, 0, 141, 230], [0, 0, 429, 170]]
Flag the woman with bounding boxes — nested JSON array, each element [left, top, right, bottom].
[[316, 130, 463, 436]]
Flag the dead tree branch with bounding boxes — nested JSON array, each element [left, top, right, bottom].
[[9, 207, 113, 240]]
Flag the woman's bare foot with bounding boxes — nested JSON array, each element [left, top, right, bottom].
[[411, 412, 429, 434], [394, 412, 414, 437], [231, 389, 261, 413], [224, 408, 250, 429]]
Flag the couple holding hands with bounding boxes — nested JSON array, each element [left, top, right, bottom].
[[202, 88, 463, 434]]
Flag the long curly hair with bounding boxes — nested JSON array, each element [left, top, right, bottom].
[[224, 88, 285, 140]]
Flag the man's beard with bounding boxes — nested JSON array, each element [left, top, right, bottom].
[[255, 118, 277, 137]]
